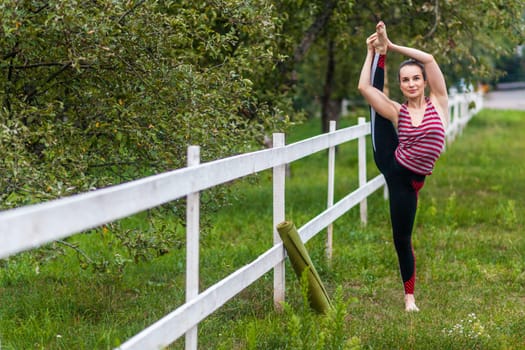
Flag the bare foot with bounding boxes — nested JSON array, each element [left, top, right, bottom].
[[374, 21, 388, 55], [404, 294, 420, 312]]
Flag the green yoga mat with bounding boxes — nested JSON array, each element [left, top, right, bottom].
[[276, 221, 332, 314]]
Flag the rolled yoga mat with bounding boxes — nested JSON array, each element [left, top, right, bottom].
[[276, 221, 332, 314]]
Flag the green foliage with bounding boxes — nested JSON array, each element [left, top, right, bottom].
[[0, 0, 292, 269], [234, 285, 361, 350], [497, 199, 518, 230], [292, 0, 525, 112], [0, 1, 289, 210], [494, 48, 525, 83]]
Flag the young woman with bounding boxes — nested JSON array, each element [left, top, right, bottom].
[[358, 22, 449, 311]]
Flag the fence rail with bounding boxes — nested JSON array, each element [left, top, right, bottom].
[[0, 90, 482, 349]]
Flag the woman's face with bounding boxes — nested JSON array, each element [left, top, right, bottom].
[[399, 64, 426, 99]]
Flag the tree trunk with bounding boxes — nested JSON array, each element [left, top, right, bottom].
[[321, 39, 341, 133], [277, 0, 336, 85], [293, 0, 337, 63]]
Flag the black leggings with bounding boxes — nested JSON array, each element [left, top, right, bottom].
[[370, 54, 425, 295]]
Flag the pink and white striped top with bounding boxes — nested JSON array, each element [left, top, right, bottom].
[[395, 98, 446, 175]]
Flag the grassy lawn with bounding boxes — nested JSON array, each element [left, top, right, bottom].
[[1, 109, 524, 349]]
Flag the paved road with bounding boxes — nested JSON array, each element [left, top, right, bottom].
[[483, 88, 525, 110]]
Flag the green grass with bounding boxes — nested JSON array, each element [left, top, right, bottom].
[[1, 109, 524, 349]]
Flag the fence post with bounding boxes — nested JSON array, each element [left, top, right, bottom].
[[185, 145, 200, 350], [273, 133, 286, 310], [447, 92, 458, 144], [459, 93, 470, 136], [326, 120, 336, 260], [358, 117, 367, 225], [452, 94, 461, 141]]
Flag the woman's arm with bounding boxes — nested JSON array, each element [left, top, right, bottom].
[[387, 43, 448, 99], [358, 34, 400, 125], [375, 21, 449, 125], [387, 41, 449, 124]]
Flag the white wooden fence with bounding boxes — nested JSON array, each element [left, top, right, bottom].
[[0, 91, 482, 350], [446, 88, 483, 142]]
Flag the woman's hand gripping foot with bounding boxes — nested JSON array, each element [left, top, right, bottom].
[[374, 21, 389, 55]]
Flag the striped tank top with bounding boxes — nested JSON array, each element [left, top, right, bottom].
[[394, 97, 446, 175]]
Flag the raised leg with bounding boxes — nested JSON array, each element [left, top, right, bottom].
[[369, 53, 398, 175]]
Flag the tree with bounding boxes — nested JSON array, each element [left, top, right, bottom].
[[0, 1, 288, 208], [0, 1, 290, 267], [286, 0, 525, 131]]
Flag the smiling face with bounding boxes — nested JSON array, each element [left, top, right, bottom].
[[399, 64, 427, 99]]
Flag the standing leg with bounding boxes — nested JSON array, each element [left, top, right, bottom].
[[387, 171, 425, 311]]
